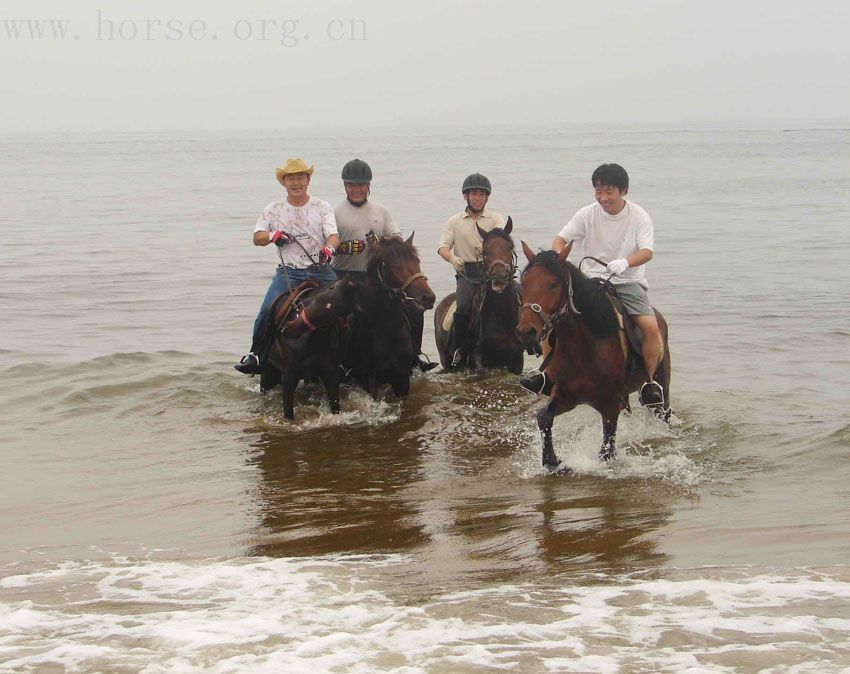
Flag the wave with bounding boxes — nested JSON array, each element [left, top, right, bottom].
[[2, 556, 849, 674]]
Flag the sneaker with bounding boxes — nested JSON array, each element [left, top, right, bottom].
[[520, 370, 547, 394], [418, 358, 438, 372], [639, 380, 664, 406], [450, 348, 464, 368], [234, 352, 262, 375]]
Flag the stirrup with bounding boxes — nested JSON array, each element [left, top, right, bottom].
[[639, 380, 664, 406], [450, 348, 464, 368], [520, 369, 547, 394]]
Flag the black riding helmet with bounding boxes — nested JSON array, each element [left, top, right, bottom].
[[341, 158, 372, 184], [462, 173, 492, 195]]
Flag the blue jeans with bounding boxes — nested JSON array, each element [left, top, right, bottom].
[[251, 264, 337, 347]]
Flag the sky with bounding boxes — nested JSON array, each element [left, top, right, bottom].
[[2, 0, 849, 132]]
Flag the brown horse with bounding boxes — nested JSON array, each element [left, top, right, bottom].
[[434, 217, 525, 374], [516, 243, 672, 470], [263, 279, 358, 420], [343, 234, 436, 397]]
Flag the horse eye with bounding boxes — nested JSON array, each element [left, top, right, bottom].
[[549, 281, 559, 290]]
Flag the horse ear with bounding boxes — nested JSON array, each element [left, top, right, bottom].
[[476, 223, 488, 240], [556, 240, 572, 262], [504, 216, 513, 235], [521, 240, 535, 262], [405, 231, 415, 245]]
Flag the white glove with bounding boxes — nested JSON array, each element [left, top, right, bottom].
[[606, 258, 629, 275], [451, 256, 466, 273]]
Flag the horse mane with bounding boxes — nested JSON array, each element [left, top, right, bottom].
[[522, 250, 619, 338], [366, 235, 419, 277]]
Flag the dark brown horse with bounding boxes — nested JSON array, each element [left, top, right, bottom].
[[434, 217, 524, 373], [344, 234, 436, 397], [516, 243, 672, 470], [262, 279, 358, 420]]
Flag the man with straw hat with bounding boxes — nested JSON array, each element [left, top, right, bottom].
[[234, 157, 340, 375]]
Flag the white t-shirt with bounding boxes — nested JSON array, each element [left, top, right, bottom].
[[557, 201, 654, 287], [332, 199, 400, 272], [254, 196, 338, 268]]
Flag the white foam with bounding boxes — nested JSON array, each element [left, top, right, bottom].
[[515, 405, 708, 486], [253, 385, 402, 430], [2, 557, 850, 673]]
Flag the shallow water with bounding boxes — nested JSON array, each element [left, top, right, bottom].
[[1, 121, 849, 672]]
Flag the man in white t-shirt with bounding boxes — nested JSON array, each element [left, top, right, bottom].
[[523, 163, 664, 406], [234, 157, 341, 375]]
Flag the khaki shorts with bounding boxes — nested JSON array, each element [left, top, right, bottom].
[[612, 282, 653, 316]]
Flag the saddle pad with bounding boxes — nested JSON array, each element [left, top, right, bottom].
[[271, 280, 320, 326], [441, 299, 457, 332]]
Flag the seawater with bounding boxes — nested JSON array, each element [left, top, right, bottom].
[[1, 121, 849, 673]]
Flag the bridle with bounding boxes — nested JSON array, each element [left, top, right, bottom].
[[520, 261, 582, 348], [376, 260, 428, 308], [481, 236, 517, 287]]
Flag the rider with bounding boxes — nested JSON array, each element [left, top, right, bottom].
[[234, 157, 340, 375], [437, 173, 504, 367], [521, 163, 664, 406], [332, 158, 436, 372]]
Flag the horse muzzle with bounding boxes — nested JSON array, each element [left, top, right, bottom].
[[517, 325, 542, 356]]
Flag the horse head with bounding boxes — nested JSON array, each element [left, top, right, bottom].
[[476, 216, 516, 294], [368, 232, 436, 311], [280, 279, 357, 338], [516, 242, 573, 354]]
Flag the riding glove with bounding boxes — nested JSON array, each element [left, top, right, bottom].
[[451, 256, 466, 274], [338, 239, 366, 255], [318, 245, 335, 263], [270, 230, 293, 247], [606, 258, 629, 275]]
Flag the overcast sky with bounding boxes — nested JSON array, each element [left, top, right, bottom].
[[2, 0, 848, 132]]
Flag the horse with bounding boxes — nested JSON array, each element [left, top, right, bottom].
[[344, 233, 436, 397], [434, 216, 525, 374], [261, 279, 358, 420], [516, 243, 672, 470]]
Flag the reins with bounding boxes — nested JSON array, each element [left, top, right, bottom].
[[376, 262, 428, 307]]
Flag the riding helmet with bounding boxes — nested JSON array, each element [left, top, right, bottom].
[[462, 173, 492, 195], [341, 158, 372, 184]]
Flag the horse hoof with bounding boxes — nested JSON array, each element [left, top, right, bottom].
[[599, 448, 615, 462], [545, 463, 573, 476]]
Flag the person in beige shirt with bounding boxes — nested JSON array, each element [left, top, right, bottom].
[[437, 173, 504, 367]]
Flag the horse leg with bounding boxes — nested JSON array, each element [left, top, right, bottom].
[[536, 394, 575, 473], [600, 413, 619, 461], [655, 345, 672, 423], [391, 374, 410, 397], [260, 364, 281, 393], [536, 404, 559, 469], [320, 368, 341, 414], [509, 350, 524, 375], [281, 369, 298, 420]]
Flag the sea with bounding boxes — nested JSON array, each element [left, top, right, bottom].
[[1, 121, 849, 673]]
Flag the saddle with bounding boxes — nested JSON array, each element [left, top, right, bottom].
[[592, 279, 664, 371], [269, 280, 321, 338]]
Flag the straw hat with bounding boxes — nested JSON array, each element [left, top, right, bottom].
[[275, 158, 314, 185]]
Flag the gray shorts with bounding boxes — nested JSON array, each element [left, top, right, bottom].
[[612, 282, 653, 316]]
